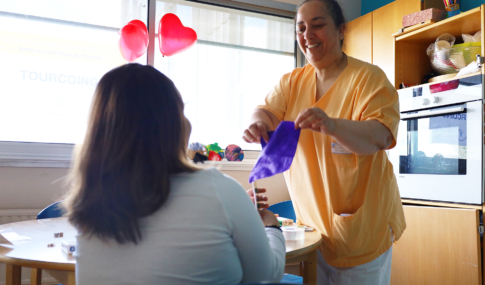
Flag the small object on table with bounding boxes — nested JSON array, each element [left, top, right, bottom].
[[47, 243, 55, 247], [54, 233, 60, 238], [61, 240, 76, 255], [281, 226, 305, 240], [225, 144, 244, 161], [277, 217, 294, 226]]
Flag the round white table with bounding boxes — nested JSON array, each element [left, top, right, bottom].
[[0, 218, 322, 285]]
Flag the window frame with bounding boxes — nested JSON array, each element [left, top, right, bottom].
[[0, 0, 301, 170]]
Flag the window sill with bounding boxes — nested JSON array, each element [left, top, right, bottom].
[[0, 141, 260, 171]]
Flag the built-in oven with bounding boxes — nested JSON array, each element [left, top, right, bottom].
[[388, 74, 483, 204]]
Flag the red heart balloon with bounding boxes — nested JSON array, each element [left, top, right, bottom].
[[158, 13, 197, 57], [118, 20, 149, 62]]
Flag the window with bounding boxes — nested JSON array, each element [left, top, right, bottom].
[[154, 0, 295, 150], [0, 0, 296, 167]]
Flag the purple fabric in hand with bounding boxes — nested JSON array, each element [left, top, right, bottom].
[[249, 121, 301, 183]]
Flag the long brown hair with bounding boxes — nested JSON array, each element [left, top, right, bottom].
[[63, 63, 197, 244]]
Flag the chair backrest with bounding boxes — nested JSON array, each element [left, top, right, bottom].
[[268, 200, 296, 222], [36, 201, 65, 220]]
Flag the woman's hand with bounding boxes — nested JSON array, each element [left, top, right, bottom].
[[246, 188, 269, 209], [259, 209, 279, 227], [243, 121, 271, 143], [294, 107, 336, 135]]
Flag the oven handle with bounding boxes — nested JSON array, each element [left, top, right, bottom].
[[400, 106, 465, 120]]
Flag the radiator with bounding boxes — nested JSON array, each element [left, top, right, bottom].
[[0, 209, 58, 284], [0, 209, 40, 225]]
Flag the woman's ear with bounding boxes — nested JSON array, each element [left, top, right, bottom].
[[339, 24, 346, 40]]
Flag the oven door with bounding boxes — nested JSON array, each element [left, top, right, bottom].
[[389, 100, 483, 204]]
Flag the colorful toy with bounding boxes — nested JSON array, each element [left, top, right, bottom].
[[187, 142, 208, 160], [225, 144, 244, 161], [207, 143, 224, 160], [208, 151, 222, 161]]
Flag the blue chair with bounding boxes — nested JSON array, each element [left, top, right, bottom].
[[268, 200, 296, 222], [267, 201, 303, 284], [36, 201, 65, 220]]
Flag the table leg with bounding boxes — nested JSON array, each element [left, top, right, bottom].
[[45, 269, 76, 285], [65, 271, 76, 285], [301, 250, 317, 285], [30, 268, 42, 285], [6, 264, 21, 285]]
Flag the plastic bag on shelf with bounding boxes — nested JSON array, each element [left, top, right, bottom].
[[462, 31, 481, 43]]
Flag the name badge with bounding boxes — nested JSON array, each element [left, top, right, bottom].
[[331, 142, 352, 154]]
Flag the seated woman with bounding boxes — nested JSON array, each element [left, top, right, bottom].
[[63, 63, 285, 285]]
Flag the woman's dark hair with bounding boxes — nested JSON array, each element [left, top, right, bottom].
[[298, 0, 346, 46], [63, 63, 196, 244]]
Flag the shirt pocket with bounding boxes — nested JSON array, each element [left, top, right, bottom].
[[331, 206, 366, 257], [329, 141, 357, 167]]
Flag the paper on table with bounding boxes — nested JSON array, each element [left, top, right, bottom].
[[0, 232, 31, 245], [0, 233, 13, 245]]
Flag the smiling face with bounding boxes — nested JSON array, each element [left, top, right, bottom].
[[296, 1, 345, 67]]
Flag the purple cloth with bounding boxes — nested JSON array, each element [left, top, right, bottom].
[[249, 121, 301, 183]]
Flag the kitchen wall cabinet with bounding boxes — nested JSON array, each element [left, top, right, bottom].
[[344, 0, 421, 82], [343, 12, 373, 64]]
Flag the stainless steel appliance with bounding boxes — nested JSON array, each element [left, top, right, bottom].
[[388, 74, 483, 204]]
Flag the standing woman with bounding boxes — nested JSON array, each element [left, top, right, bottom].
[[63, 63, 285, 285], [243, 0, 405, 284]]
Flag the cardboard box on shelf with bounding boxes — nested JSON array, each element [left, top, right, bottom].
[[402, 8, 447, 28]]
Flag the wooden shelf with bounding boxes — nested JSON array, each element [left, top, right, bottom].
[[395, 7, 482, 44], [397, 71, 482, 91]]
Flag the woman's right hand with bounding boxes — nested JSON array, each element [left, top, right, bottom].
[[243, 121, 270, 143], [259, 209, 279, 227]]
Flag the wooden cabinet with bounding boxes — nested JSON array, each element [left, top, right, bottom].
[[373, 0, 421, 83], [344, 0, 420, 81], [391, 206, 482, 285], [343, 13, 372, 64], [389, 6, 485, 285]]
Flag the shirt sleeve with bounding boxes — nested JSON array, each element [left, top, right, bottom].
[[211, 170, 286, 283], [353, 66, 400, 149], [256, 72, 293, 122]]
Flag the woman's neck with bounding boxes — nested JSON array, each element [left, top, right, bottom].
[[313, 52, 348, 82]]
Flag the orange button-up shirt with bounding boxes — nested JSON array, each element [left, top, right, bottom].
[[258, 57, 406, 267]]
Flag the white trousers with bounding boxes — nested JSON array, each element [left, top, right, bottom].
[[317, 232, 394, 285]]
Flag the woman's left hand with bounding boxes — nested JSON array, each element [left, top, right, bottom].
[[294, 107, 336, 135]]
